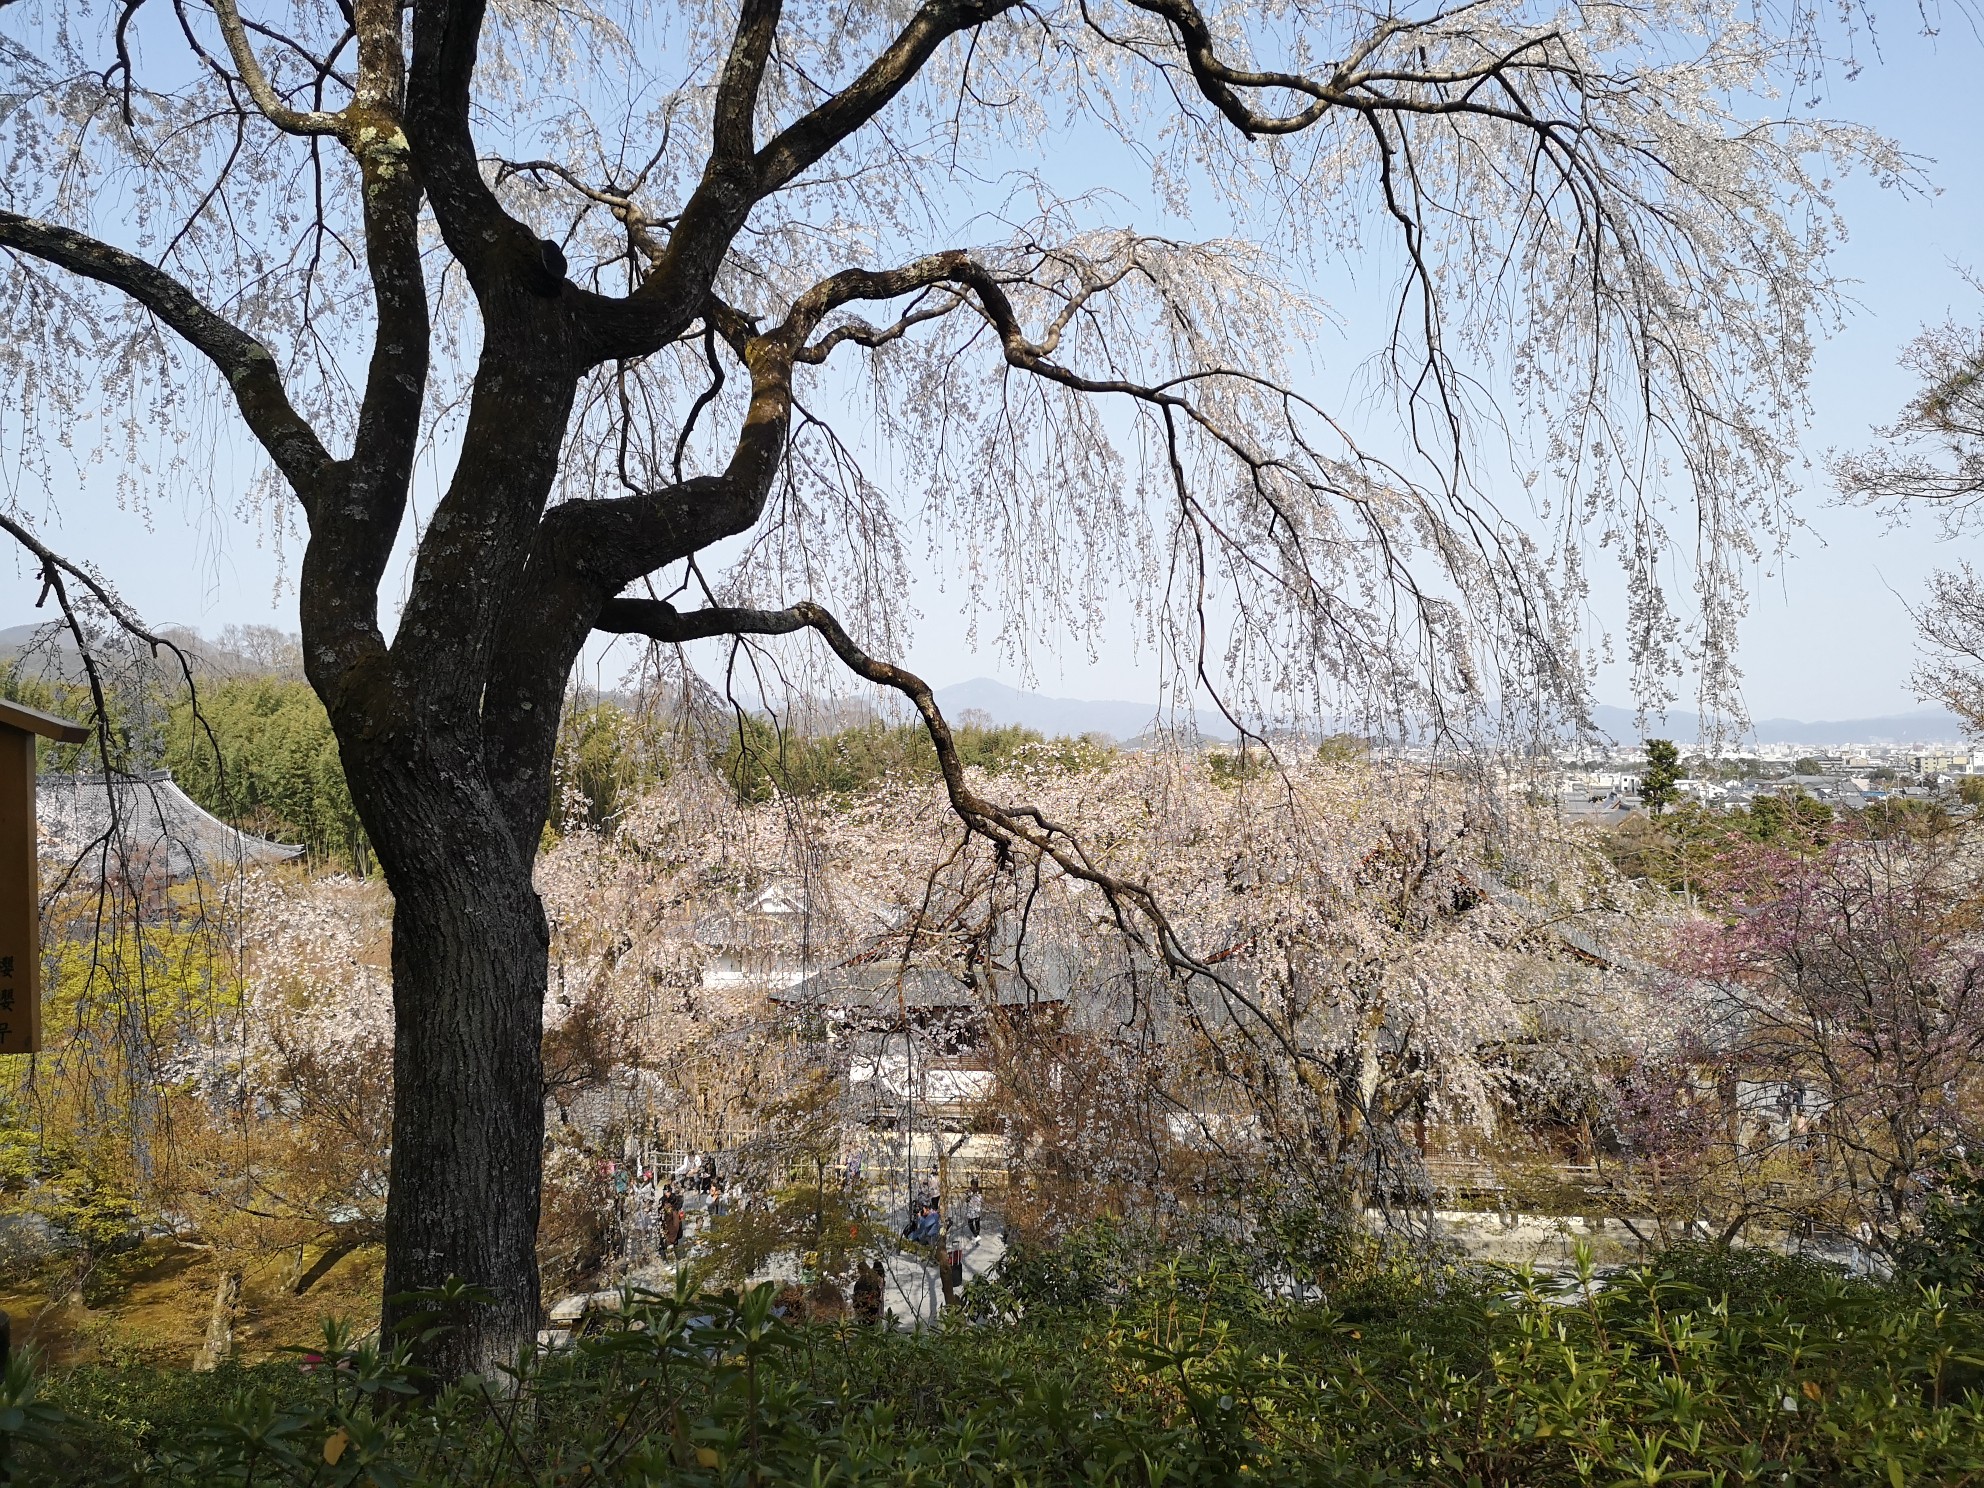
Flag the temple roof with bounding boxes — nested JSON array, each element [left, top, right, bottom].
[[39, 771, 305, 881], [772, 959, 1070, 1012]]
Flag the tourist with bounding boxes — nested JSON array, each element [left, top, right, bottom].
[[659, 1193, 685, 1261], [912, 1201, 940, 1246], [964, 1177, 984, 1239], [631, 1170, 657, 1258]]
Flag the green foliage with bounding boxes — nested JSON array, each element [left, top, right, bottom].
[[1606, 791, 1834, 893], [0, 664, 132, 773], [0, 1339, 66, 1482], [716, 717, 1110, 802], [11, 1243, 1984, 1486], [1639, 737, 1682, 815], [1960, 775, 1984, 808], [1734, 789, 1833, 845], [0, 1099, 141, 1261], [1897, 1166, 1984, 1293], [696, 1179, 877, 1287], [1857, 794, 1954, 839], [162, 679, 369, 870], [2, 919, 242, 1270], [553, 701, 667, 831], [1207, 746, 1274, 786], [695, 1072, 883, 1284], [1315, 733, 1370, 765]]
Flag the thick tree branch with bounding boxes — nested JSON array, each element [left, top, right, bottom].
[[594, 596, 1304, 1056], [712, 0, 784, 163], [564, 251, 976, 579], [599, 0, 1016, 357], [406, 0, 535, 283], [1114, 0, 1581, 145], [210, 0, 344, 135], [750, 0, 1016, 193], [0, 213, 334, 500], [303, 0, 429, 699], [797, 290, 961, 363], [1119, 0, 1333, 137]]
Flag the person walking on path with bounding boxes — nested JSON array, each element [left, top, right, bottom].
[[964, 1178, 984, 1239], [659, 1195, 685, 1262]]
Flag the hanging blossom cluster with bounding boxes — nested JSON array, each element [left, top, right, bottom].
[[232, 870, 394, 1062], [526, 746, 1685, 1214]]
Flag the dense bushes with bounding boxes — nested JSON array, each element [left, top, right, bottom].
[[162, 678, 371, 870], [715, 715, 1111, 802], [8, 1238, 1982, 1486]]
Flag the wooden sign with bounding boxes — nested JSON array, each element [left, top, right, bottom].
[[0, 698, 89, 1055]]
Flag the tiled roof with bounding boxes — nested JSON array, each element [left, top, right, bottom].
[[773, 960, 1068, 1011], [40, 770, 305, 881]]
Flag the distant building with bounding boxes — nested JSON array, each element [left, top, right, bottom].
[[1911, 750, 1984, 777], [38, 770, 303, 883], [693, 882, 823, 1001]]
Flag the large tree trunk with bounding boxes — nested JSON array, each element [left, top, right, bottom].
[[355, 743, 552, 1381]]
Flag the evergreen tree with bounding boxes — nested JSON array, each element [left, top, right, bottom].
[[1641, 739, 1683, 816]]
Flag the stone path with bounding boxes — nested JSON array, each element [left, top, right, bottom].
[[601, 1215, 1010, 1331], [873, 1228, 1006, 1328]]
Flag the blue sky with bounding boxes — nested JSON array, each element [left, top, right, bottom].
[[9, 15, 1984, 723]]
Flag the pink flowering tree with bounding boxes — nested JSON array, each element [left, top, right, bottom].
[[1645, 827, 1984, 1251]]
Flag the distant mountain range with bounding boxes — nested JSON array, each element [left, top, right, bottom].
[[0, 622, 83, 665], [934, 678, 1975, 748], [0, 621, 304, 681], [1, 623, 1959, 748], [932, 678, 1236, 742], [1590, 704, 1971, 748]]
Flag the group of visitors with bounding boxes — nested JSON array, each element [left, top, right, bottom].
[[898, 1170, 987, 1307], [902, 1171, 986, 1236], [604, 1150, 995, 1314], [672, 1150, 730, 1213], [614, 1169, 691, 1263], [606, 1150, 744, 1266]]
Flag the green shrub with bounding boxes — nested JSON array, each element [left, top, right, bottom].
[[1898, 1166, 1984, 1293], [8, 1246, 1984, 1485]]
